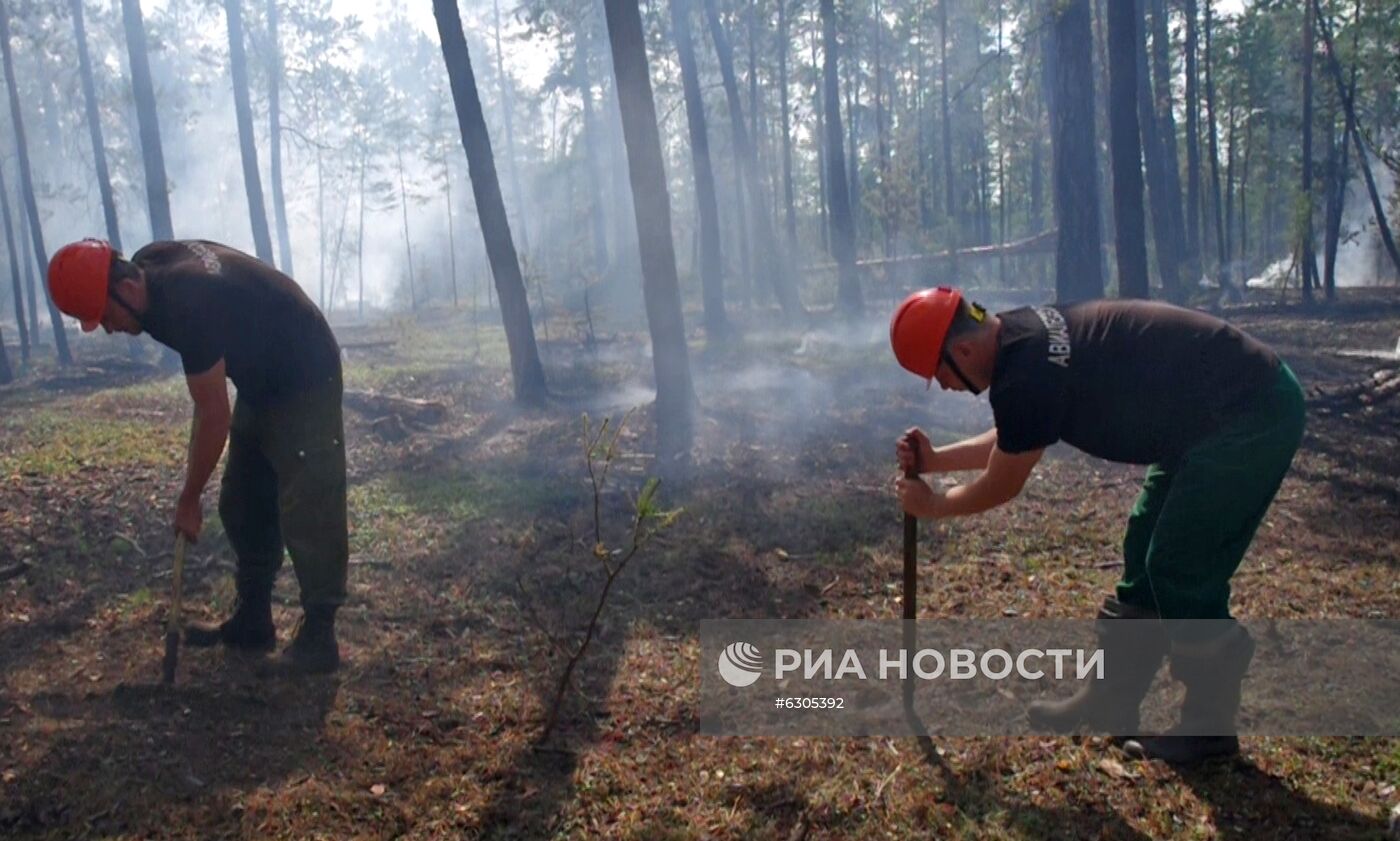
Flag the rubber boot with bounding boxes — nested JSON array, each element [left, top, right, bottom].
[[271, 605, 340, 676], [1123, 623, 1255, 764], [1027, 597, 1169, 735], [184, 583, 275, 652]]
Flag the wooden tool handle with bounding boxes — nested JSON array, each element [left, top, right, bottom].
[[901, 434, 920, 622], [161, 534, 188, 685]]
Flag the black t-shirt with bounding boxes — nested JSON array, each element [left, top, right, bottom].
[[135, 240, 341, 406], [989, 300, 1280, 465]]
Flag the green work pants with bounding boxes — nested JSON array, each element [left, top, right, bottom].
[[1116, 363, 1305, 638], [218, 375, 348, 608]]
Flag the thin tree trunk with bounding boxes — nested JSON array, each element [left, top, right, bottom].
[[357, 153, 366, 319], [1, 0, 71, 363], [702, 0, 804, 319], [120, 0, 173, 241], [1312, 0, 1400, 278], [18, 187, 37, 344], [1322, 0, 1359, 298], [997, 0, 1007, 285], [600, 0, 696, 465], [778, 0, 797, 249], [821, 0, 863, 313], [224, 0, 274, 263], [396, 144, 417, 310], [71, 0, 122, 253], [576, 27, 610, 277], [492, 0, 530, 254], [1134, 0, 1181, 300], [671, 0, 729, 338], [0, 165, 27, 361], [812, 16, 830, 254], [1043, 0, 1105, 302], [939, 0, 956, 252], [1149, 0, 1188, 291], [1106, 0, 1150, 298], [1300, 0, 1317, 302], [445, 153, 459, 308], [267, 0, 293, 274], [434, 0, 547, 405], [874, 0, 890, 257], [1183, 0, 1202, 282], [1202, 0, 1236, 299]]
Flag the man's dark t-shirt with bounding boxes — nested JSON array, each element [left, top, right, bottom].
[[989, 300, 1279, 466], [134, 240, 340, 406]]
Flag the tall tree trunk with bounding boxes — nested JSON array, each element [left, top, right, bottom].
[[395, 143, 417, 310], [357, 153, 366, 319], [1106, 0, 1150, 298], [671, 0, 729, 338], [18, 186, 38, 344], [1149, 0, 1188, 290], [576, 27, 610, 277], [820, 0, 863, 313], [433, 0, 547, 405], [1299, 0, 1317, 302], [1322, 0, 1359, 299], [1202, 0, 1236, 299], [1312, 0, 1400, 278], [600, 0, 696, 465], [0, 165, 27, 361], [1183, 0, 1202, 283], [224, 0, 274, 263], [939, 0, 956, 251], [1134, 0, 1182, 300], [996, 0, 1007, 284], [1043, 0, 1105, 302], [778, 0, 797, 249], [71, 0, 122, 253], [120, 0, 173, 241], [1, 0, 71, 363], [874, 0, 890, 257], [812, 15, 830, 253], [702, 0, 804, 319], [267, 0, 293, 273], [492, 0, 530, 254], [444, 154, 459, 308]]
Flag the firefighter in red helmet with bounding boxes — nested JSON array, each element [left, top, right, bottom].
[[889, 287, 1304, 765]]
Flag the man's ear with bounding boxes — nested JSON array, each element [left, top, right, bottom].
[[950, 337, 976, 360]]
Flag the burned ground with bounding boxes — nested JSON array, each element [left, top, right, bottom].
[[1, 293, 1397, 840]]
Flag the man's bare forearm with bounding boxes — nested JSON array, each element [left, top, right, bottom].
[[932, 428, 998, 472], [181, 405, 229, 502]]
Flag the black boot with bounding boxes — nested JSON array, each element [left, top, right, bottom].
[[271, 605, 340, 676], [1123, 623, 1255, 764], [185, 583, 275, 652], [1027, 597, 1168, 735]]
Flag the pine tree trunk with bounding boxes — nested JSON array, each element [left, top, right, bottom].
[[671, 0, 730, 338], [702, 0, 805, 319], [1106, 0, 1150, 299], [1300, 0, 1317, 302], [396, 144, 417, 310], [71, 0, 123, 253], [1183, 0, 1202, 282], [1, 0, 71, 364], [267, 0, 294, 274], [445, 154, 459, 308], [820, 0, 863, 313], [120, 0, 173, 241], [939, 0, 956, 250], [357, 155, 366, 319], [576, 28, 610, 277], [434, 0, 547, 405], [600, 0, 697, 465], [492, 0, 530, 254], [0, 165, 28, 361], [224, 0, 274, 263], [1134, 0, 1182, 300], [1202, 0, 1236, 299], [18, 190, 38, 344], [778, 0, 797, 249], [1149, 0, 1188, 295], [1043, 0, 1105, 302]]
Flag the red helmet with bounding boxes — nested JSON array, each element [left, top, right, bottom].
[[890, 287, 965, 381], [49, 239, 114, 332]]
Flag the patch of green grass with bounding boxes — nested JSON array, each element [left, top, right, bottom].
[[348, 467, 574, 555], [0, 409, 183, 477]]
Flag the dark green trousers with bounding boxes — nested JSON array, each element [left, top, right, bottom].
[[218, 375, 348, 608], [1116, 363, 1305, 638]]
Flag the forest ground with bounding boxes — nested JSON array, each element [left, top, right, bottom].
[[1, 287, 1397, 840]]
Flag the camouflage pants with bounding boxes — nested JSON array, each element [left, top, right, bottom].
[[218, 375, 348, 608]]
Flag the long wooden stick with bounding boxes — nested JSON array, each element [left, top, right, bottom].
[[162, 534, 187, 685]]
